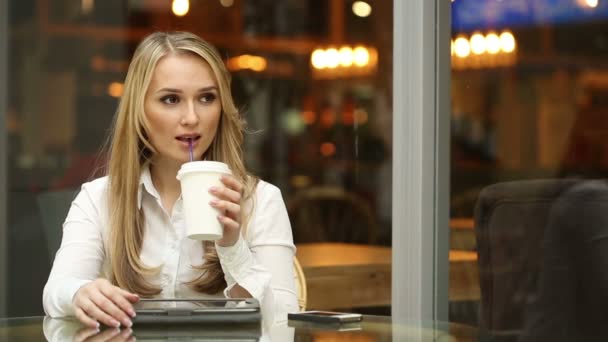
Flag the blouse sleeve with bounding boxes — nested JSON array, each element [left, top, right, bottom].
[[42, 182, 106, 317], [216, 183, 299, 326]]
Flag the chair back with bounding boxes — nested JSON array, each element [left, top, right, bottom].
[[287, 186, 377, 244], [36, 189, 79, 263], [294, 257, 307, 311], [474, 179, 580, 336]]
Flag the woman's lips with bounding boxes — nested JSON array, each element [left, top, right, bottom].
[[176, 135, 201, 149]]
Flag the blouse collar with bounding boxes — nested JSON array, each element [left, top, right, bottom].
[[137, 163, 162, 210]]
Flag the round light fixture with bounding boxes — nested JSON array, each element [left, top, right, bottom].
[[352, 1, 372, 17], [172, 0, 189, 16]]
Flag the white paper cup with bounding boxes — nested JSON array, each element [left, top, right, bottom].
[[176, 161, 232, 241]]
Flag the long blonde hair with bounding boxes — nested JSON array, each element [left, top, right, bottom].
[[106, 31, 257, 296]]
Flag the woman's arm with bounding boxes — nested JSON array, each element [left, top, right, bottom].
[[42, 180, 138, 329], [43, 183, 106, 317], [215, 183, 298, 325]]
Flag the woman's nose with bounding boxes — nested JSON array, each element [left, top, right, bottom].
[[180, 103, 199, 126]]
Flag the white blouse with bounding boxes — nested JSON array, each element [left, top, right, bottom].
[[42, 166, 299, 325]]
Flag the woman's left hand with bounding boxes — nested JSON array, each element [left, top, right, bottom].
[[210, 174, 244, 247]]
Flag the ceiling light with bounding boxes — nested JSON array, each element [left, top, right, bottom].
[[585, 0, 599, 8], [470, 33, 486, 55], [499, 31, 516, 53], [485, 33, 501, 54], [172, 0, 189, 17], [352, 1, 372, 18], [454, 37, 470, 58]]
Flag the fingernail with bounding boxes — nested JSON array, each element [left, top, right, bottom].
[[130, 311, 136, 318], [209, 186, 218, 192], [210, 199, 218, 205], [96, 322, 100, 329], [124, 319, 132, 327], [114, 320, 121, 328]]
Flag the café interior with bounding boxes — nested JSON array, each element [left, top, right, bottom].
[[4, 0, 608, 340]]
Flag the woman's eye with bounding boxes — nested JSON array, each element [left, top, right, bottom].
[[200, 93, 217, 103], [161, 95, 179, 104]]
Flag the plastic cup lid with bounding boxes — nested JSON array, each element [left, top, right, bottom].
[[176, 161, 232, 180]]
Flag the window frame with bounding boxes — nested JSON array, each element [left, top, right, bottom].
[[391, 0, 451, 322], [0, 0, 8, 317]]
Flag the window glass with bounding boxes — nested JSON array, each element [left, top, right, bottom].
[[4, 0, 392, 317], [450, 0, 608, 339]]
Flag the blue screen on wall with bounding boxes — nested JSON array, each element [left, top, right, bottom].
[[452, 0, 608, 33]]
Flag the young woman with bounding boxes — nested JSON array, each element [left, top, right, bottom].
[[43, 31, 298, 329]]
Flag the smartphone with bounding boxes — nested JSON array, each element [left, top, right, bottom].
[[288, 311, 363, 324]]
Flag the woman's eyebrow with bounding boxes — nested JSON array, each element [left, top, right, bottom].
[[156, 87, 182, 93], [156, 86, 218, 93], [197, 86, 218, 92]]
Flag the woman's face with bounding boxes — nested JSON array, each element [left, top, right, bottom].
[[144, 52, 222, 168]]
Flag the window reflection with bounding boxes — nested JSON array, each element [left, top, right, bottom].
[[451, 0, 608, 338]]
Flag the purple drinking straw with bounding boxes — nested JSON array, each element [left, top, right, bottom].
[[188, 138, 194, 162]]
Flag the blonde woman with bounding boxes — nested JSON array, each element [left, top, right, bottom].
[[43, 32, 298, 329]]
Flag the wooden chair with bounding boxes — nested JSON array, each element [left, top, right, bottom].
[[287, 186, 378, 244], [294, 257, 307, 311]]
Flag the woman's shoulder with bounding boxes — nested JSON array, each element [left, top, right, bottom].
[[246, 179, 294, 245], [253, 179, 293, 210], [80, 176, 110, 195], [253, 179, 283, 200], [75, 176, 110, 205], [62, 176, 110, 225]]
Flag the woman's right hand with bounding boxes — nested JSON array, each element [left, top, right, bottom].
[[74, 326, 134, 342], [73, 279, 139, 329]]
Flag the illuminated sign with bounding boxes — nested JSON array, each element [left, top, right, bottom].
[[452, 0, 608, 32]]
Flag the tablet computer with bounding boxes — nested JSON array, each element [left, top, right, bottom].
[[132, 298, 261, 325]]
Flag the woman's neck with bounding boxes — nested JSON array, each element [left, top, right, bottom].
[[149, 160, 182, 215]]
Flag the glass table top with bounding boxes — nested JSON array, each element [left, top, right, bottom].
[[0, 315, 478, 341]]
